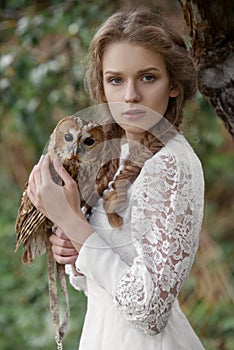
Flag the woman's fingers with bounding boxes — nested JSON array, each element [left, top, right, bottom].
[[53, 156, 73, 185], [50, 227, 78, 259], [52, 251, 78, 265], [27, 155, 45, 212], [27, 154, 85, 244], [49, 227, 78, 264], [51, 238, 77, 256], [50, 232, 75, 250], [40, 155, 71, 186], [40, 154, 53, 186], [38, 155, 68, 222], [53, 226, 69, 240]]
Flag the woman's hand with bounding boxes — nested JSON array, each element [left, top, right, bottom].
[[27, 155, 47, 216], [28, 154, 82, 220], [27, 154, 93, 250], [50, 226, 78, 265]]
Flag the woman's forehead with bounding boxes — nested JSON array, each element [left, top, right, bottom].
[[102, 42, 167, 73]]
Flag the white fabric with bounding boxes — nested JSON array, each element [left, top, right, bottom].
[[66, 132, 205, 349]]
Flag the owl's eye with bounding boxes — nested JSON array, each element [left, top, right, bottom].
[[64, 133, 73, 142], [84, 137, 95, 146]]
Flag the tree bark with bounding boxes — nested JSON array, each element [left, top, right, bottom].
[[178, 0, 234, 139]]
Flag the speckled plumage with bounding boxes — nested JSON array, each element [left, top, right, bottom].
[[15, 115, 107, 263], [15, 115, 111, 348]]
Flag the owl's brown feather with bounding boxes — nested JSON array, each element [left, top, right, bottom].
[[15, 116, 108, 263]]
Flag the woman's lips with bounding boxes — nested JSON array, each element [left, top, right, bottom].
[[122, 109, 146, 120]]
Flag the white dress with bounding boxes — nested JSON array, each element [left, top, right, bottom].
[[66, 132, 205, 350]]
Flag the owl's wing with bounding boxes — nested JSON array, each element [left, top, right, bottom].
[[15, 182, 51, 264]]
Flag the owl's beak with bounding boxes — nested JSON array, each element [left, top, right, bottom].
[[68, 143, 78, 157], [73, 144, 78, 155], [73, 143, 82, 156]]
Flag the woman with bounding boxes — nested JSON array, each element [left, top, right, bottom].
[[28, 6, 205, 350]]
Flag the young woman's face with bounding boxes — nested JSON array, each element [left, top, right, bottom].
[[102, 42, 178, 141]]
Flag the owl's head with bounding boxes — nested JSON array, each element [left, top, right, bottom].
[[47, 116, 105, 162]]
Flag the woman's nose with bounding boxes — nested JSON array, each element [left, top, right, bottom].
[[124, 82, 141, 103]]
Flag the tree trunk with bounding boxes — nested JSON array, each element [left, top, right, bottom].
[[178, 0, 234, 139]]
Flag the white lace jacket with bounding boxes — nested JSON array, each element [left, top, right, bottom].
[[66, 132, 204, 335]]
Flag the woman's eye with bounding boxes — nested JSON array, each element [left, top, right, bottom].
[[109, 77, 123, 85], [84, 137, 95, 146], [64, 133, 74, 142], [142, 75, 156, 82]]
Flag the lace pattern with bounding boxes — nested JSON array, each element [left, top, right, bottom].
[[66, 135, 204, 337], [113, 150, 203, 334]]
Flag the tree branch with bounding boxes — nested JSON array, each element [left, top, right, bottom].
[[178, 0, 234, 138]]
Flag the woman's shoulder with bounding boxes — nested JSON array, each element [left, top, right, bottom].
[[143, 132, 203, 175]]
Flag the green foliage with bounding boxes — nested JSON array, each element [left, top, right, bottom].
[[1, 2, 105, 154], [182, 95, 234, 350], [0, 2, 111, 349], [183, 94, 234, 241], [0, 1, 233, 349]]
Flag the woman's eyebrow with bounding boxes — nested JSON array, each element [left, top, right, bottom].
[[104, 70, 122, 75], [138, 67, 161, 73], [104, 67, 161, 75]]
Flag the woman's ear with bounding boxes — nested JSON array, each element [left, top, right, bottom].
[[169, 85, 180, 98]]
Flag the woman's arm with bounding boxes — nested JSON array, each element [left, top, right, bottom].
[[75, 150, 204, 334]]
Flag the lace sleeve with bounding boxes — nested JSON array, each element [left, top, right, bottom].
[[113, 152, 203, 334]]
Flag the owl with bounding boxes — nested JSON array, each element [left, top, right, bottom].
[[15, 115, 111, 263], [15, 115, 120, 348]]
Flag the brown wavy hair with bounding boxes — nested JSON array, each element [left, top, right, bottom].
[[86, 6, 198, 227]]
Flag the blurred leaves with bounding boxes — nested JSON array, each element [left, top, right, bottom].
[[0, 1, 233, 349], [183, 94, 234, 242], [181, 95, 234, 350]]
